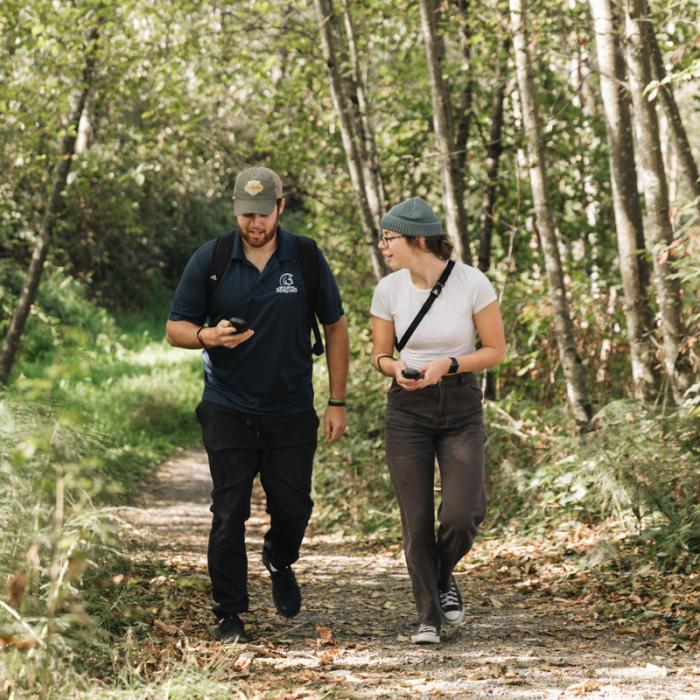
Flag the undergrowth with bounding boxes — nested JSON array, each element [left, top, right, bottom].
[[2, 267, 699, 697], [484, 394, 700, 571], [0, 272, 202, 698]]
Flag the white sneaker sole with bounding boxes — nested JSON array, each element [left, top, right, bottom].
[[411, 631, 441, 644], [441, 607, 465, 625]]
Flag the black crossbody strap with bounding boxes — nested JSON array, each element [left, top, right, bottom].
[[395, 259, 455, 352]]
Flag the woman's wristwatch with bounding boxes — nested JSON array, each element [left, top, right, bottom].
[[447, 357, 459, 374]]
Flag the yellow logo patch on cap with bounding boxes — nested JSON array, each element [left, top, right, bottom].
[[244, 179, 264, 196]]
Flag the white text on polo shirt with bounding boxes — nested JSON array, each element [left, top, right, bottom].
[[276, 273, 298, 294]]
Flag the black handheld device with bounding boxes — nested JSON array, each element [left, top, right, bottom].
[[228, 317, 248, 334], [401, 368, 423, 380]]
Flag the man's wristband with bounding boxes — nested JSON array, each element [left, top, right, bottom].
[[196, 326, 208, 348], [328, 398, 346, 407]]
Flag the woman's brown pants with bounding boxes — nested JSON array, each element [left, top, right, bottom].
[[385, 372, 487, 628]]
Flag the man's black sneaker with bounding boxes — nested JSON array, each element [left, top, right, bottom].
[[262, 547, 301, 618], [439, 575, 464, 625], [217, 614, 249, 643]]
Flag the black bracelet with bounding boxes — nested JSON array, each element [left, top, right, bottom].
[[328, 398, 346, 407], [196, 326, 207, 348], [376, 354, 395, 373]]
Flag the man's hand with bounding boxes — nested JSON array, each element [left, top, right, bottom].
[[323, 405, 347, 442], [205, 319, 254, 349]]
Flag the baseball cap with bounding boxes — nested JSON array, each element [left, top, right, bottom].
[[233, 166, 284, 216]]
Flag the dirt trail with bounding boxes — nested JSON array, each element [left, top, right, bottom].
[[121, 448, 700, 699]]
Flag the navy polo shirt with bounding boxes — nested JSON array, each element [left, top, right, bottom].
[[168, 228, 344, 415]]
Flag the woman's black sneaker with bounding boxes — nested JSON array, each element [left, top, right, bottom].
[[439, 576, 465, 625], [217, 614, 248, 643], [411, 623, 441, 644], [262, 548, 301, 618]]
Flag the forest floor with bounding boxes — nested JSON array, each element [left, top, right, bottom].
[[116, 447, 700, 699]]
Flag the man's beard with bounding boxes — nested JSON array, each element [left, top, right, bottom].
[[238, 213, 279, 248]]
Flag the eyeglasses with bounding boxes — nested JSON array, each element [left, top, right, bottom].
[[378, 234, 404, 246]]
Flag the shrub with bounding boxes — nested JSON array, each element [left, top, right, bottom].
[[487, 398, 700, 567]]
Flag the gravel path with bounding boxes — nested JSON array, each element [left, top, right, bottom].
[[120, 447, 700, 699]]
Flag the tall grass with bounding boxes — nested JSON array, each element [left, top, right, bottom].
[[0, 270, 203, 698]]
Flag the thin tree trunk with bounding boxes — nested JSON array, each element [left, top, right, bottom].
[[313, 0, 384, 281], [418, 0, 470, 262], [271, 4, 293, 89], [624, 0, 694, 403], [341, 0, 386, 221], [589, 0, 659, 400], [571, 33, 599, 275], [454, 0, 474, 182], [478, 39, 508, 273], [479, 39, 508, 400], [645, 12, 700, 215], [509, 0, 592, 428], [0, 25, 99, 386]]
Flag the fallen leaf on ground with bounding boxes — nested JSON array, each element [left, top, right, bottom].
[[5, 572, 28, 606], [233, 653, 253, 671], [153, 619, 179, 635], [316, 625, 333, 643], [568, 679, 600, 695]]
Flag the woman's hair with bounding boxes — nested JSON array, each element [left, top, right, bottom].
[[405, 234, 454, 261]]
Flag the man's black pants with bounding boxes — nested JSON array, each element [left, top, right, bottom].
[[196, 400, 318, 618]]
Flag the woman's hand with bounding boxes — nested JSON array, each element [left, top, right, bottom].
[[394, 360, 422, 391], [416, 358, 451, 387], [396, 358, 451, 390]]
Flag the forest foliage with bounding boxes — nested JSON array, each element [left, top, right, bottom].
[[1, 0, 699, 695]]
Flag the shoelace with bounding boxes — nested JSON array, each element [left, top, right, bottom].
[[440, 585, 460, 607], [276, 567, 296, 582], [417, 624, 437, 634]]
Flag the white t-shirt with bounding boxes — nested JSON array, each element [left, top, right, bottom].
[[370, 261, 497, 369]]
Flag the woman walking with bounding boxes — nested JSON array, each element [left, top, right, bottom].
[[370, 197, 505, 644]]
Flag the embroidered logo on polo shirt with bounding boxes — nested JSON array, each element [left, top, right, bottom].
[[244, 180, 264, 196], [276, 273, 298, 294]]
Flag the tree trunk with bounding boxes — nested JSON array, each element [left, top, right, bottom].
[[478, 39, 508, 273], [479, 39, 508, 400], [0, 25, 99, 386], [418, 0, 470, 262], [341, 0, 386, 221], [313, 0, 385, 281], [271, 4, 293, 89], [624, 0, 694, 403], [589, 0, 659, 401], [509, 0, 592, 428], [570, 31, 601, 277], [645, 12, 700, 215], [454, 0, 474, 182]]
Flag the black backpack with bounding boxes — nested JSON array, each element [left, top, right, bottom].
[[205, 231, 324, 356]]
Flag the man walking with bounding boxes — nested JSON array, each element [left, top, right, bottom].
[[166, 166, 349, 643]]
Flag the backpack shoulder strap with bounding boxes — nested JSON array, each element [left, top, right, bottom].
[[295, 235, 324, 356], [206, 232, 234, 315]]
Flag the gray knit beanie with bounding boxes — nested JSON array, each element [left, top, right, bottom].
[[379, 197, 443, 237]]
